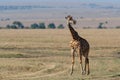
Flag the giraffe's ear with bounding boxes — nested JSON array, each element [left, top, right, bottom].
[[73, 20, 77, 24], [65, 17, 67, 19]]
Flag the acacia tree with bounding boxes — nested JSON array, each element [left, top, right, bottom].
[[13, 21, 24, 29], [30, 23, 39, 29], [57, 24, 64, 29], [6, 24, 17, 29], [98, 22, 104, 29], [98, 21, 108, 29], [39, 23, 46, 29], [48, 23, 56, 29]]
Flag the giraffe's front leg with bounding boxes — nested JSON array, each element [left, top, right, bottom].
[[70, 48, 75, 75]]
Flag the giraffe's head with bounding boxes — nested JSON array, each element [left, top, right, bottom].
[[65, 15, 76, 25]]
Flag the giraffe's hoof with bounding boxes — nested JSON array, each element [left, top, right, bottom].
[[70, 71, 73, 75], [82, 71, 86, 75], [87, 71, 90, 75]]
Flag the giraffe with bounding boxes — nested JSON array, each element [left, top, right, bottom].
[[65, 15, 90, 75]]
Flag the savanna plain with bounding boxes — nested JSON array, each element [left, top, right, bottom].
[[0, 29, 120, 80]]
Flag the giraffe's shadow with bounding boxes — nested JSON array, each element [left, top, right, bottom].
[[111, 74, 120, 77]]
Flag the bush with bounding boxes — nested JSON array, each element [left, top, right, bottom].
[[30, 23, 39, 29], [116, 26, 120, 29], [98, 22, 104, 29], [57, 24, 64, 29], [6, 25, 11, 29], [11, 25, 17, 29], [13, 21, 24, 29], [48, 23, 56, 29], [30, 23, 46, 29], [6, 24, 17, 29], [39, 23, 46, 29]]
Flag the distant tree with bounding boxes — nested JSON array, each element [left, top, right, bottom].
[[30, 23, 39, 29], [48, 23, 56, 29], [39, 22, 46, 29], [105, 21, 108, 24], [13, 21, 24, 29], [10, 24, 17, 29], [6, 24, 11, 29], [98, 22, 104, 29], [6, 24, 17, 29], [98, 21, 108, 29], [57, 24, 64, 29], [116, 26, 120, 29]]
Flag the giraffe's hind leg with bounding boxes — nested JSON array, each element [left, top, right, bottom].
[[78, 48, 84, 75], [85, 57, 90, 75], [70, 48, 75, 75], [79, 54, 85, 75]]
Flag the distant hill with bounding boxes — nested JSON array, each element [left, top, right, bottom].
[[0, 3, 120, 11]]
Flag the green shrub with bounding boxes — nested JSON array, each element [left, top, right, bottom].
[[48, 23, 56, 29], [116, 26, 120, 29], [57, 24, 64, 29], [13, 21, 24, 29], [30, 23, 39, 29], [6, 25, 11, 29], [98, 22, 104, 29], [6, 24, 17, 29], [39, 23, 46, 29]]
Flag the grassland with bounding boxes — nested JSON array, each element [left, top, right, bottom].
[[0, 29, 120, 80]]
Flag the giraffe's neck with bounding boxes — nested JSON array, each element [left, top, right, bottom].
[[68, 23, 81, 40]]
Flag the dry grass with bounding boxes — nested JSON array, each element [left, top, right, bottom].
[[0, 29, 120, 80]]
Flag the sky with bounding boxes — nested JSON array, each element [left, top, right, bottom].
[[0, 0, 119, 2], [0, 0, 119, 6], [0, 0, 120, 3]]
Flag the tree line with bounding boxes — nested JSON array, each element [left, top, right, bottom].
[[5, 21, 64, 29], [1, 21, 120, 29]]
